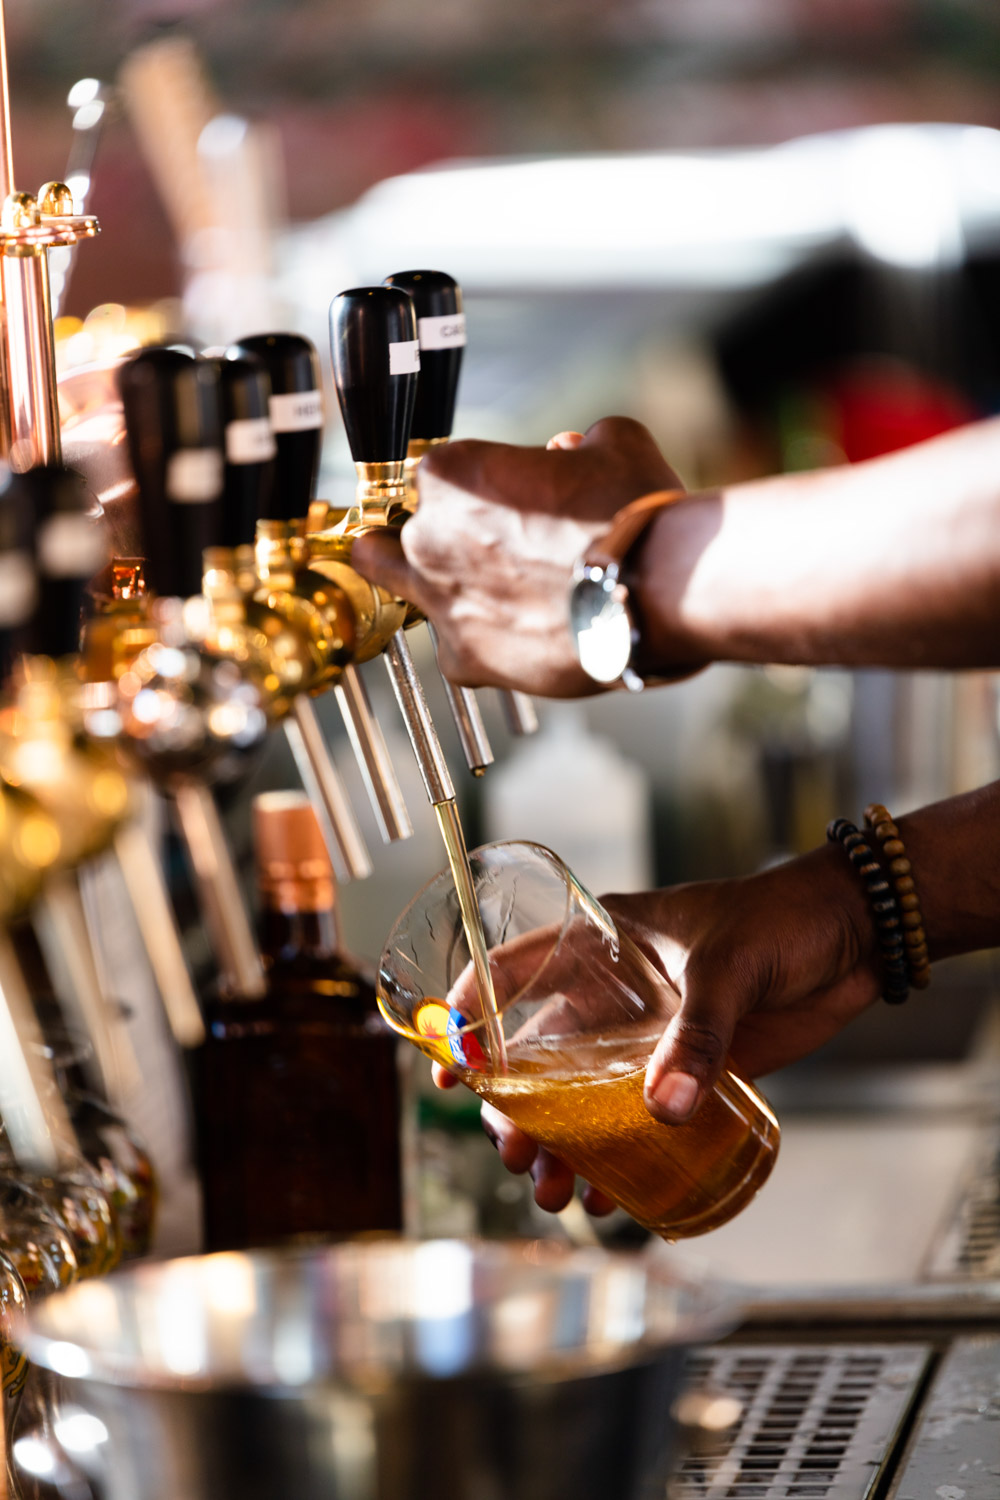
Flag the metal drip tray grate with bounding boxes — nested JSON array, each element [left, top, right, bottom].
[[923, 1127, 1000, 1280], [669, 1343, 929, 1499]]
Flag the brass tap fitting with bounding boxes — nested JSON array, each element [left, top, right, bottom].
[[305, 462, 416, 641], [0, 656, 132, 866], [81, 558, 158, 684]]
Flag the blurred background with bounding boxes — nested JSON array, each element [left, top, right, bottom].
[[18, 0, 1000, 1262]]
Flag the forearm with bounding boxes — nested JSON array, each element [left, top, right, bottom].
[[897, 782, 1000, 962], [638, 417, 1000, 670]]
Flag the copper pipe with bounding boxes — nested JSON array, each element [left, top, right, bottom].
[[0, 1, 13, 204], [2, 250, 60, 469]]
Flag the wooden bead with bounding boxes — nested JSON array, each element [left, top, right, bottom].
[[864, 803, 890, 825], [902, 910, 923, 930], [903, 924, 927, 946], [883, 838, 905, 858], [889, 857, 912, 877], [858, 860, 882, 880], [874, 820, 899, 840], [895, 875, 915, 894], [899, 892, 920, 911]]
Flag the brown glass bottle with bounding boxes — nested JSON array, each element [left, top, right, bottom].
[[197, 792, 404, 1250]]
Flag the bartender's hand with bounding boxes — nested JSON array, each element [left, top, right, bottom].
[[351, 416, 683, 697], [434, 842, 881, 1215]]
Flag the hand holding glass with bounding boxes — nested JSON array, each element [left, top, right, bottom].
[[378, 842, 779, 1240]]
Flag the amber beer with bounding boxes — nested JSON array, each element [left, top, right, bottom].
[[462, 1034, 778, 1240]]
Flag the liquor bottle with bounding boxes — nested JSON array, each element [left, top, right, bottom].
[[197, 792, 404, 1250]]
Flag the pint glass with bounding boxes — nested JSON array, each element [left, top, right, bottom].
[[378, 841, 779, 1239]]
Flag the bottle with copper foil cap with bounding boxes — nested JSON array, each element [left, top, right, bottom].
[[197, 792, 403, 1250]]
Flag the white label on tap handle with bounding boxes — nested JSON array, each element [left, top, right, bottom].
[[38, 513, 107, 577], [0, 551, 36, 625], [389, 340, 420, 376], [418, 313, 466, 351], [269, 390, 324, 433], [166, 448, 224, 503], [225, 417, 277, 465]]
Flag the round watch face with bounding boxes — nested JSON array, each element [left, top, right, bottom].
[[569, 570, 633, 683]]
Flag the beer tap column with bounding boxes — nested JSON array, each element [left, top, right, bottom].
[[230, 332, 411, 848], [0, 181, 98, 470]]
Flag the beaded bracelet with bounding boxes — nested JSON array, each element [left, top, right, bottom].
[[863, 803, 931, 991], [826, 818, 910, 1004]]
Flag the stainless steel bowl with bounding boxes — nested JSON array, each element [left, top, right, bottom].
[[24, 1238, 736, 1500]]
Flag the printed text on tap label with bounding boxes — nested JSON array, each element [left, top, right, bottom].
[[269, 389, 324, 433], [166, 449, 224, 504], [418, 313, 467, 351], [226, 417, 277, 465], [0, 552, 36, 626], [38, 514, 107, 577]]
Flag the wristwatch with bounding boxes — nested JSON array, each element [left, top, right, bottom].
[[568, 489, 684, 692]]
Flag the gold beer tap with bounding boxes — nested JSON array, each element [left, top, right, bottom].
[[0, 459, 154, 1106], [385, 268, 538, 744], [227, 332, 412, 849], [383, 269, 494, 773], [114, 346, 272, 1001], [200, 539, 370, 881], [317, 285, 464, 815], [200, 342, 374, 877]]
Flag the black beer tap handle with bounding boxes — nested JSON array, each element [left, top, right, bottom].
[[205, 353, 276, 547], [118, 348, 224, 599], [329, 287, 419, 464], [19, 467, 107, 661], [226, 334, 323, 522], [383, 270, 464, 443]]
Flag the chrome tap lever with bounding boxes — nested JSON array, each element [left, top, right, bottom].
[[501, 690, 540, 737], [172, 778, 266, 997], [113, 812, 205, 1048], [427, 624, 493, 776], [285, 697, 371, 881], [0, 930, 75, 1173], [36, 870, 142, 1108], [334, 664, 413, 842], [384, 632, 454, 807]]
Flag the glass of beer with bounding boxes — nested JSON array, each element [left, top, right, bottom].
[[377, 841, 779, 1240]]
